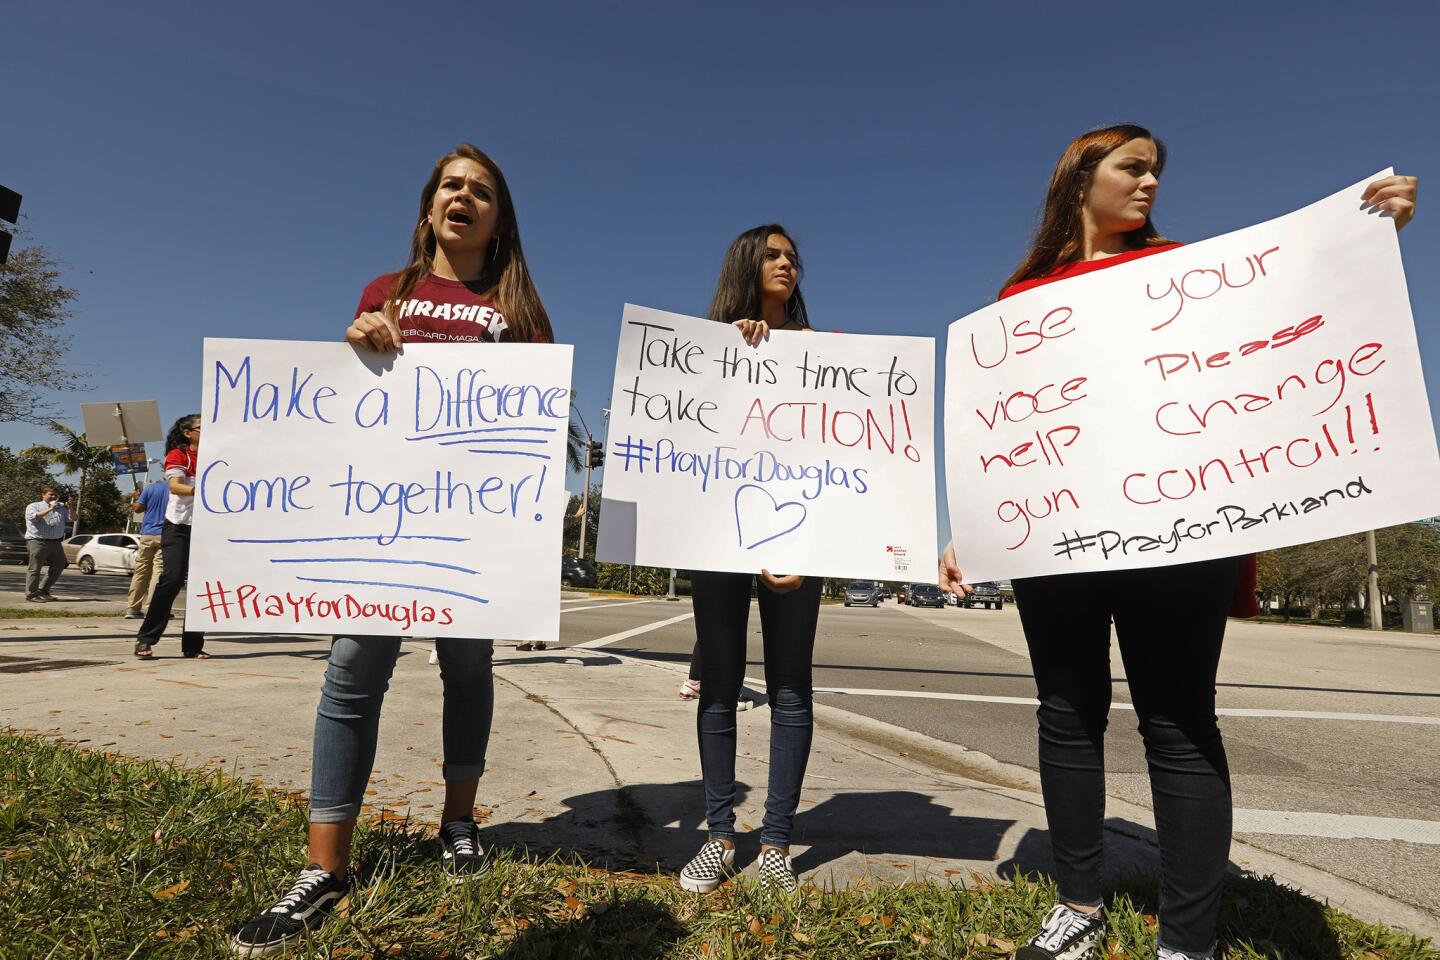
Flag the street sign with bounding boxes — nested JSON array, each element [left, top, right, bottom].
[[110, 443, 147, 473]]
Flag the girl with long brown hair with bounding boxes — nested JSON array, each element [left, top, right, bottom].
[[940, 125, 1417, 960], [677, 224, 823, 898], [232, 144, 552, 957]]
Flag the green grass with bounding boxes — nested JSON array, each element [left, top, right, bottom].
[[0, 607, 127, 619], [1, 732, 1434, 959]]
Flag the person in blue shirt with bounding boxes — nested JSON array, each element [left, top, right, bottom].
[[125, 481, 169, 619]]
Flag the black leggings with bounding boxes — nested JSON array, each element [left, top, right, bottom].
[[136, 520, 205, 655], [691, 571, 822, 847], [1013, 556, 1237, 957]]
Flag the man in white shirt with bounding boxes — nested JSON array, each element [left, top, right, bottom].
[[24, 486, 71, 601]]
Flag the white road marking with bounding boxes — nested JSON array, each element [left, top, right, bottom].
[[1233, 810, 1440, 844], [561, 596, 610, 604], [576, 612, 696, 649], [788, 684, 1440, 726], [561, 599, 661, 614]]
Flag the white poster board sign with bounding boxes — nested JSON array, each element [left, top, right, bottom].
[[945, 169, 1440, 582], [598, 305, 936, 581], [187, 338, 573, 640]]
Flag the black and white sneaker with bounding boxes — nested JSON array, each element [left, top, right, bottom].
[[679, 838, 735, 893], [230, 864, 348, 957], [755, 848, 798, 895], [1157, 947, 1213, 960], [439, 818, 490, 877], [1016, 903, 1105, 960]]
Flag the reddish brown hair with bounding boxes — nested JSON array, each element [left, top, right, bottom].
[[1000, 123, 1171, 296], [388, 144, 553, 344]]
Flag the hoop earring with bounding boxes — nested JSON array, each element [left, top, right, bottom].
[[488, 236, 501, 267]]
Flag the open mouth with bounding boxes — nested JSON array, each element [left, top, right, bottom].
[[446, 208, 474, 226]]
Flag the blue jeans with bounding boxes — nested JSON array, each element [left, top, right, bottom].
[[691, 571, 822, 847], [309, 634, 494, 824]]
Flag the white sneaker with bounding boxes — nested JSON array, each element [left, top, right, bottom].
[[679, 678, 701, 700], [679, 839, 734, 893]]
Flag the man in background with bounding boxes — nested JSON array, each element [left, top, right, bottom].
[[125, 481, 168, 619], [24, 486, 71, 602]]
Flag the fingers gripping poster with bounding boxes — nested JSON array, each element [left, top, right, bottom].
[[597, 305, 936, 580], [186, 339, 573, 641], [945, 170, 1440, 582]]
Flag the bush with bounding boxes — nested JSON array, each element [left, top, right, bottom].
[[595, 562, 672, 595]]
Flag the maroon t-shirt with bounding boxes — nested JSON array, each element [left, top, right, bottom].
[[355, 273, 516, 344]]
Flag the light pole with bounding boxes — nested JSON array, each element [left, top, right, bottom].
[[1366, 529, 1384, 630]]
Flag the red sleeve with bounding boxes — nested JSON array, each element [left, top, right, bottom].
[[355, 273, 397, 320], [1229, 554, 1259, 618]]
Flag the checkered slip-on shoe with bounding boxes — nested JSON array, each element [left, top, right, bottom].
[[679, 839, 735, 893], [756, 848, 798, 895]]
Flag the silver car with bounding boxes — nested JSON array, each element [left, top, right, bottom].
[[844, 581, 880, 607]]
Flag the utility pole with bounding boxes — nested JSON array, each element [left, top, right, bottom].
[[1366, 529, 1384, 630], [572, 405, 604, 560]]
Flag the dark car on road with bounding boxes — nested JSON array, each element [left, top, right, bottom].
[[908, 583, 947, 608], [963, 581, 1005, 609], [562, 556, 597, 588], [0, 534, 27, 565], [844, 581, 880, 607]]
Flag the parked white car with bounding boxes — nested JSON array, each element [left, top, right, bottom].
[[75, 533, 142, 574]]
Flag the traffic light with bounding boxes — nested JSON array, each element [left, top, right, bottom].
[[0, 184, 19, 265], [586, 440, 604, 469]]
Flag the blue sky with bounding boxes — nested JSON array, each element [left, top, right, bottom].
[[4, 1, 1438, 540]]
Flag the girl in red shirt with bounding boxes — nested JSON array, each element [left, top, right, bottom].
[[232, 144, 554, 957], [939, 125, 1417, 960]]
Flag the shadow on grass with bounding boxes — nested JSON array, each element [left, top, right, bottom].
[[998, 822, 1347, 959], [495, 899, 687, 959]]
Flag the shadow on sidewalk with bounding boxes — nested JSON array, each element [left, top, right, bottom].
[[496, 781, 1015, 879]]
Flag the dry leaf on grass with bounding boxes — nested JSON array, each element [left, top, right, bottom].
[[151, 880, 190, 900]]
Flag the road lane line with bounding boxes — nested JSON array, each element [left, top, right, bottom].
[[794, 684, 1439, 725], [576, 612, 696, 649], [1234, 810, 1440, 844], [561, 599, 662, 614]]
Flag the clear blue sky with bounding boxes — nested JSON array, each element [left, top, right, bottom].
[[4, 1, 1438, 539]]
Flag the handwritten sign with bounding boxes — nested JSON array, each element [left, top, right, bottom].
[[945, 169, 1440, 582], [597, 305, 936, 580], [186, 338, 573, 641]]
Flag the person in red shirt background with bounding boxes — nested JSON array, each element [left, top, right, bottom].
[[134, 414, 206, 659], [939, 124, 1418, 960], [233, 144, 555, 957]]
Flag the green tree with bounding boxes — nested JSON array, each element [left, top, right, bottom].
[[0, 233, 84, 422], [22, 421, 115, 536], [0, 446, 57, 535]]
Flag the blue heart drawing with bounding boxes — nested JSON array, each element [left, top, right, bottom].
[[734, 484, 808, 550]]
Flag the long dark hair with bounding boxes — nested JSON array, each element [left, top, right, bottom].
[[1000, 123, 1172, 296], [387, 144, 553, 344], [165, 414, 199, 454], [707, 224, 810, 328]]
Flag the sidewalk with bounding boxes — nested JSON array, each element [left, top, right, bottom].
[[1, 614, 1435, 941]]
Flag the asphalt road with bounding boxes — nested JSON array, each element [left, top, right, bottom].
[[6, 567, 1438, 922]]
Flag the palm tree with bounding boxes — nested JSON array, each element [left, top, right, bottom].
[[22, 421, 113, 536]]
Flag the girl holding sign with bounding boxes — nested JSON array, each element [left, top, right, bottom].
[[678, 225, 824, 897], [232, 144, 553, 958], [939, 125, 1417, 960]]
